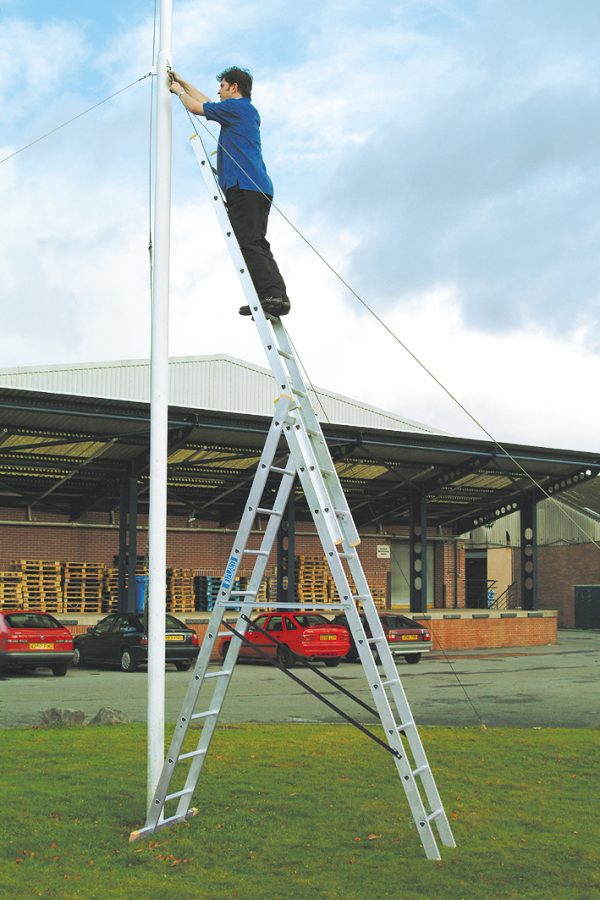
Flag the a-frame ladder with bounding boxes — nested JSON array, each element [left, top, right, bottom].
[[130, 132, 455, 860]]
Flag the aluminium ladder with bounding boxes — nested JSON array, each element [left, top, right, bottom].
[[129, 131, 455, 860]]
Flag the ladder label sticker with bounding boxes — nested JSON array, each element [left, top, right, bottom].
[[221, 555, 239, 591]]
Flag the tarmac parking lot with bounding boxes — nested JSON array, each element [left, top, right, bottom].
[[1, 629, 598, 729]]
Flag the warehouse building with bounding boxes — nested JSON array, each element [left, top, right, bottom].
[[0, 356, 599, 641]]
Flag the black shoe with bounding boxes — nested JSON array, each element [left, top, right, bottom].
[[238, 297, 291, 318], [263, 297, 290, 317]]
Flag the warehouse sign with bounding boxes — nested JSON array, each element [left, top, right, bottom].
[[376, 544, 391, 559]]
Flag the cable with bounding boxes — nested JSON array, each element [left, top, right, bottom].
[[423, 622, 487, 726], [0, 72, 155, 167], [182, 105, 600, 549]]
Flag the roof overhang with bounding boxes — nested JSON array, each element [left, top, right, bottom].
[[1, 385, 599, 533]]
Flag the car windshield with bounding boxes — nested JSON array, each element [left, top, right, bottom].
[[293, 614, 330, 628], [382, 615, 419, 629], [4, 613, 61, 629]]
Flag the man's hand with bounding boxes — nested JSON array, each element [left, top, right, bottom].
[[166, 72, 210, 114], [168, 71, 184, 95]]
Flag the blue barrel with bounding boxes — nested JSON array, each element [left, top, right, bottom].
[[135, 575, 149, 613]]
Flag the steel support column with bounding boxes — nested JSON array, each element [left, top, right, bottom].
[[277, 485, 296, 607], [520, 495, 538, 610], [127, 469, 139, 612], [118, 479, 128, 613], [409, 493, 428, 613]]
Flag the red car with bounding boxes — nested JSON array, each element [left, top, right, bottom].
[[0, 610, 74, 676], [220, 611, 351, 668]]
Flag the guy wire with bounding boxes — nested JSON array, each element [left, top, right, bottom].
[[0, 73, 155, 166]]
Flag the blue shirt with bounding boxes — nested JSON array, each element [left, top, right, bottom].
[[203, 97, 274, 196]]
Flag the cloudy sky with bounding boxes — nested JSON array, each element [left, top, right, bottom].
[[1, 0, 599, 452]]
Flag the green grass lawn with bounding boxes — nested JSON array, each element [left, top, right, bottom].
[[1, 723, 598, 899]]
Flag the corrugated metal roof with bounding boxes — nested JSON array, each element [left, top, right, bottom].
[[0, 355, 444, 436], [465, 487, 600, 546]]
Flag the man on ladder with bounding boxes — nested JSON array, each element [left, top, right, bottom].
[[169, 66, 290, 318], [130, 69, 455, 861]]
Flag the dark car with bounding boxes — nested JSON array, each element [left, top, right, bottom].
[[219, 611, 351, 668], [0, 610, 74, 676], [331, 612, 431, 664], [73, 612, 199, 673]]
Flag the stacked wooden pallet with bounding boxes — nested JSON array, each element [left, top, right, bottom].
[[103, 565, 148, 612], [327, 568, 357, 605], [368, 584, 387, 610], [329, 577, 386, 609], [295, 555, 330, 604], [166, 568, 196, 614], [12, 559, 63, 613], [63, 562, 105, 614], [0, 571, 27, 609]]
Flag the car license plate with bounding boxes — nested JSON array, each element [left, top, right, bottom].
[[165, 634, 185, 642], [320, 634, 337, 641], [29, 643, 54, 650], [401, 635, 419, 641]]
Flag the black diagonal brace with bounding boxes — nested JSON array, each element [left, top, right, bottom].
[[222, 619, 402, 761]]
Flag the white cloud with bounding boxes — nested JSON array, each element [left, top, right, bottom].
[[1, 0, 599, 459]]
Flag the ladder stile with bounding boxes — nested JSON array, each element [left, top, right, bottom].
[[129, 132, 455, 861]]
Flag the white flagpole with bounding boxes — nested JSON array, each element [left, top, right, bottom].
[[147, 0, 173, 809]]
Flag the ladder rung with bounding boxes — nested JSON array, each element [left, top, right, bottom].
[[217, 630, 231, 638], [256, 507, 283, 517], [276, 349, 293, 360], [230, 590, 257, 597], [382, 677, 400, 687], [306, 429, 321, 438], [426, 808, 443, 823], [204, 669, 233, 679], [354, 595, 370, 601], [269, 466, 295, 476], [337, 552, 356, 560], [368, 636, 385, 644], [291, 387, 307, 398], [191, 709, 219, 720], [320, 468, 335, 477], [243, 549, 270, 556], [165, 788, 194, 802], [412, 765, 429, 778], [179, 748, 207, 761]]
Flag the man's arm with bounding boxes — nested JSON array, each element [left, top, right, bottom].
[[168, 71, 210, 115]]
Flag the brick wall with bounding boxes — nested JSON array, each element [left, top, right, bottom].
[[0, 507, 394, 593], [537, 544, 600, 627], [415, 613, 557, 649], [434, 541, 466, 609]]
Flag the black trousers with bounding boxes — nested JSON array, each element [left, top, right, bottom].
[[226, 186, 287, 301]]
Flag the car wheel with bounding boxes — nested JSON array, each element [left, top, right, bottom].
[[324, 658, 341, 668], [51, 664, 68, 677], [120, 648, 137, 672], [72, 646, 84, 667], [175, 661, 191, 672], [220, 640, 231, 660], [276, 644, 295, 669], [405, 653, 421, 664]]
